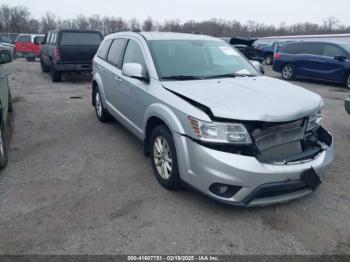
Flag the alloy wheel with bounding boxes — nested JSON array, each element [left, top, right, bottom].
[[0, 129, 4, 159], [153, 136, 173, 180], [95, 91, 102, 117], [283, 65, 293, 79]]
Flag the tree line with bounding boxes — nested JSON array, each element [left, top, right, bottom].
[[0, 4, 349, 38]]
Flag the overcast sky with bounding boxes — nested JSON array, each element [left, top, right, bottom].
[[1, 0, 349, 25]]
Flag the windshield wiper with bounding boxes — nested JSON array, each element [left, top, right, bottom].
[[161, 75, 203, 81], [203, 73, 256, 79]]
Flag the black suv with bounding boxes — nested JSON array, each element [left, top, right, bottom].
[[38, 30, 103, 82]]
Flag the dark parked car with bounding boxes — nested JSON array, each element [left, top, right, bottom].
[[228, 38, 263, 62], [260, 41, 293, 65], [38, 30, 103, 82], [0, 51, 13, 169], [273, 41, 350, 89]]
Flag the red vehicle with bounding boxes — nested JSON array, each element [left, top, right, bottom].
[[15, 34, 45, 61]]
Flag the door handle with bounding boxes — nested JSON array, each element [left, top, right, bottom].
[[114, 76, 122, 82]]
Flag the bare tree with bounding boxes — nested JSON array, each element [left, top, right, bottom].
[[142, 17, 156, 31], [40, 12, 58, 33]]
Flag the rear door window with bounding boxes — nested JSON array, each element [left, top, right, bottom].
[[107, 38, 128, 69], [97, 39, 112, 60], [301, 43, 324, 55], [17, 35, 31, 43], [323, 44, 346, 57], [60, 32, 102, 46]]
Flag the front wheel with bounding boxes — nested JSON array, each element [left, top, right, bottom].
[[0, 123, 8, 170], [282, 64, 295, 80], [41, 59, 50, 73], [150, 125, 182, 190]]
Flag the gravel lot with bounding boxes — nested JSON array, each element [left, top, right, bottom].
[[0, 59, 349, 255]]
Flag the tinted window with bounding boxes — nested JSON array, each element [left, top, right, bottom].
[[17, 35, 31, 43], [107, 39, 128, 69], [323, 44, 346, 57], [123, 40, 147, 69], [301, 43, 324, 55], [280, 43, 301, 54], [97, 39, 112, 60], [0, 35, 12, 44], [60, 32, 102, 46]]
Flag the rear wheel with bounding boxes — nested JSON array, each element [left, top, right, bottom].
[[0, 123, 8, 170], [345, 73, 350, 90], [94, 87, 111, 122], [150, 125, 182, 190], [265, 55, 273, 65], [50, 62, 62, 82], [282, 64, 295, 80], [41, 59, 50, 73]]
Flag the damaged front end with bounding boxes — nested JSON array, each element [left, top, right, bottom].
[[189, 115, 332, 165]]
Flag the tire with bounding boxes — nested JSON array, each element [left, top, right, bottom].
[[345, 73, 350, 90], [282, 64, 295, 81], [265, 55, 273, 65], [41, 59, 50, 73], [94, 87, 111, 122], [8, 92, 12, 113], [26, 57, 35, 62], [0, 122, 8, 170], [150, 125, 182, 190], [50, 62, 62, 82]]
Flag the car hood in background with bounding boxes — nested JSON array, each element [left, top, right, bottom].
[[163, 76, 323, 122]]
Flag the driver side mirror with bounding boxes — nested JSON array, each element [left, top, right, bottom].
[[250, 60, 265, 75], [0, 51, 12, 64], [122, 63, 149, 82]]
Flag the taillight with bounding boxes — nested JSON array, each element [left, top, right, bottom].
[[274, 53, 281, 59], [54, 48, 61, 61]]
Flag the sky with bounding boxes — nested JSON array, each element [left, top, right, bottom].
[[1, 0, 349, 25]]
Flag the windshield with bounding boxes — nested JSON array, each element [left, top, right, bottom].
[[148, 40, 259, 80]]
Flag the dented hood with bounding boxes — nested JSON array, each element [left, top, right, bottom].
[[163, 76, 323, 122]]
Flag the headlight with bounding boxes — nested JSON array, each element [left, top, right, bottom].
[[188, 116, 252, 144], [306, 111, 323, 131]]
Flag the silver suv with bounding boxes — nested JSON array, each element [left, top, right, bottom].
[[92, 32, 334, 207]]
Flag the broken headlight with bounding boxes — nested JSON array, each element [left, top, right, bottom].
[[306, 111, 323, 132], [188, 116, 252, 144]]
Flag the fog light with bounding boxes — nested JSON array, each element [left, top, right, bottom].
[[209, 183, 242, 198], [218, 185, 229, 194]]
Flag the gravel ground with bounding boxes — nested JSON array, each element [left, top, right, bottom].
[[0, 59, 349, 255]]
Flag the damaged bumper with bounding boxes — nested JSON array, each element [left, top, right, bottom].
[[174, 127, 334, 207]]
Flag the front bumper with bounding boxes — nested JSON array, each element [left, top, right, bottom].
[[174, 127, 335, 207], [345, 97, 350, 114]]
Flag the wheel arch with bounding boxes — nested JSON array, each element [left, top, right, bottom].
[[143, 104, 186, 156], [91, 74, 107, 107]]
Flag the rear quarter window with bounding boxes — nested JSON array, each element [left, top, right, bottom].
[[60, 32, 102, 46], [280, 43, 301, 54], [16, 35, 31, 43], [97, 39, 112, 60]]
